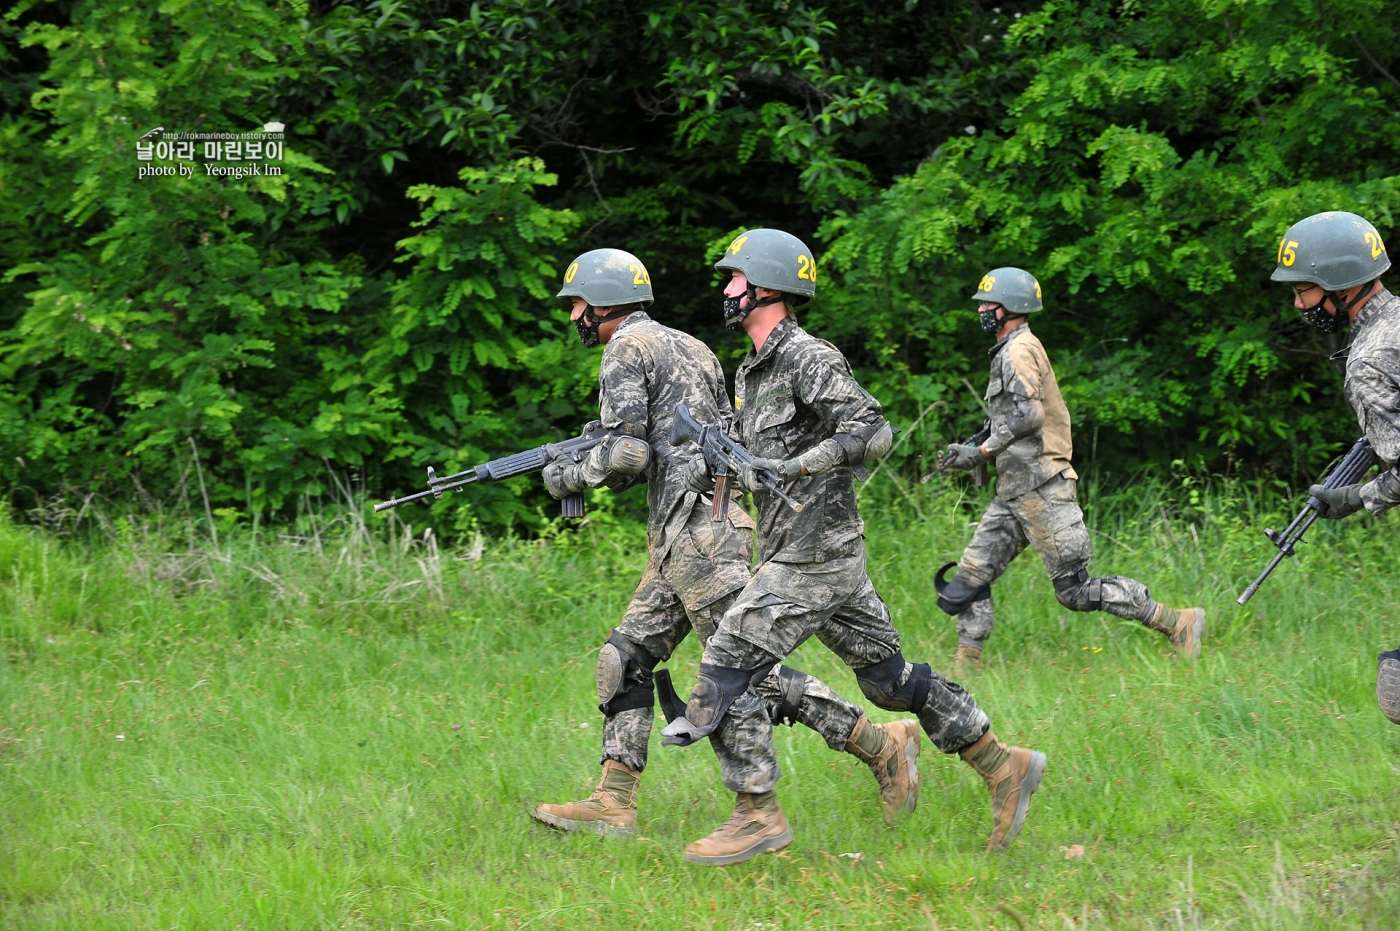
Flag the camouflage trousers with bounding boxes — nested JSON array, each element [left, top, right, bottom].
[[700, 545, 990, 794], [954, 473, 1152, 649], [602, 504, 863, 774]]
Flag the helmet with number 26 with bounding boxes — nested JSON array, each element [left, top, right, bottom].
[[557, 249, 654, 308], [1271, 212, 1390, 291], [970, 267, 1043, 315], [714, 229, 817, 304]]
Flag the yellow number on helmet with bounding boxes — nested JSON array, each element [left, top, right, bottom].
[[564, 262, 579, 283], [978, 274, 996, 292], [1365, 230, 1386, 260], [1034, 281, 1042, 298], [629, 263, 651, 286], [728, 235, 749, 255], [1281, 240, 1298, 267], [797, 255, 811, 280]]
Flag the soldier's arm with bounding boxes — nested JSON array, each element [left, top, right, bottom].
[[1351, 359, 1400, 515], [789, 343, 893, 475], [981, 343, 1046, 457], [576, 337, 653, 488]]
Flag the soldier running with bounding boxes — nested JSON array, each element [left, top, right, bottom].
[[663, 230, 1045, 865], [934, 268, 1205, 668], [1268, 211, 1400, 726], [530, 248, 922, 839]]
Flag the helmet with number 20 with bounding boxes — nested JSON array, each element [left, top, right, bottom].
[[557, 249, 654, 308], [1271, 211, 1390, 291], [714, 229, 817, 304]]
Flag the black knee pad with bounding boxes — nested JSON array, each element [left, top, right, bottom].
[[854, 651, 933, 714], [660, 662, 762, 747], [934, 562, 991, 616], [771, 665, 808, 727], [1052, 568, 1102, 612], [597, 630, 660, 716]]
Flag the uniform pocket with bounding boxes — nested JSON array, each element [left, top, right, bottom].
[[984, 374, 1004, 401], [757, 561, 835, 611]]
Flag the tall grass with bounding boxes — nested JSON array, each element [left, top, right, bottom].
[[2, 476, 1398, 929]]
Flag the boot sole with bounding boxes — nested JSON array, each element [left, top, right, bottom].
[[530, 806, 636, 839], [899, 720, 921, 819], [997, 751, 1046, 851], [1177, 608, 1205, 659], [685, 827, 794, 866]]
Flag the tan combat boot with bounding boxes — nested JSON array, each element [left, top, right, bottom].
[[960, 731, 1046, 852], [531, 759, 639, 838], [1146, 604, 1205, 658], [953, 643, 984, 672], [684, 791, 793, 866], [845, 716, 921, 824]]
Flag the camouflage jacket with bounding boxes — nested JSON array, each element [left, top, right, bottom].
[[587, 312, 741, 564], [983, 322, 1077, 501], [1339, 288, 1400, 515], [733, 315, 885, 564]]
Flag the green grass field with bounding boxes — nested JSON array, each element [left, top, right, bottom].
[[3, 479, 1399, 930]]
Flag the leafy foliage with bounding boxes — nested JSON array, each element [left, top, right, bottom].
[[1, 0, 1397, 531]]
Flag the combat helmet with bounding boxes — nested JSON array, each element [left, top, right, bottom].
[[558, 248, 653, 348], [970, 267, 1043, 315], [714, 229, 818, 329], [1272, 212, 1390, 333]]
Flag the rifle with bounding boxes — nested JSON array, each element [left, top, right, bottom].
[[1236, 436, 1377, 605], [669, 403, 803, 522], [923, 419, 991, 487], [373, 421, 619, 518]]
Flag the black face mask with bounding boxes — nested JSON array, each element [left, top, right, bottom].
[[1299, 300, 1342, 334], [723, 286, 785, 331], [978, 307, 1001, 333], [574, 305, 638, 348]]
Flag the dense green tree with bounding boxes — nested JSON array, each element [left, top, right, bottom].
[[1, 0, 1397, 531]]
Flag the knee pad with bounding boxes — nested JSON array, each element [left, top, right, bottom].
[[1379, 648, 1400, 726], [596, 630, 660, 716], [771, 665, 808, 727], [854, 651, 933, 714], [1052, 568, 1102, 612], [934, 562, 991, 616], [660, 662, 760, 747]]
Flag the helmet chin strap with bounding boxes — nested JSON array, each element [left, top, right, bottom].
[[576, 304, 641, 348], [723, 286, 785, 330], [1299, 279, 1376, 334]]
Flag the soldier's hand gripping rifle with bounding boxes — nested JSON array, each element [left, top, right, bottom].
[[924, 419, 992, 487], [373, 421, 620, 518], [1236, 436, 1377, 605], [669, 403, 803, 522]]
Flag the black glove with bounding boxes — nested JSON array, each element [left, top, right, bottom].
[[738, 457, 803, 493], [682, 455, 713, 495], [1310, 483, 1364, 519], [542, 456, 586, 500], [941, 442, 987, 473]]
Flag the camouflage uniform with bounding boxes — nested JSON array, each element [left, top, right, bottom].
[[694, 316, 990, 794], [948, 323, 1158, 650], [585, 312, 864, 774], [1339, 288, 1400, 514]]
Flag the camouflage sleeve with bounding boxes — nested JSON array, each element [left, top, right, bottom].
[[792, 342, 889, 474], [1350, 358, 1400, 515], [982, 342, 1046, 457], [579, 335, 651, 487]]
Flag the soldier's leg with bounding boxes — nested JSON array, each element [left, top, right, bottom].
[[935, 498, 1028, 659], [1018, 475, 1204, 656], [532, 563, 692, 837], [818, 553, 1046, 850]]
